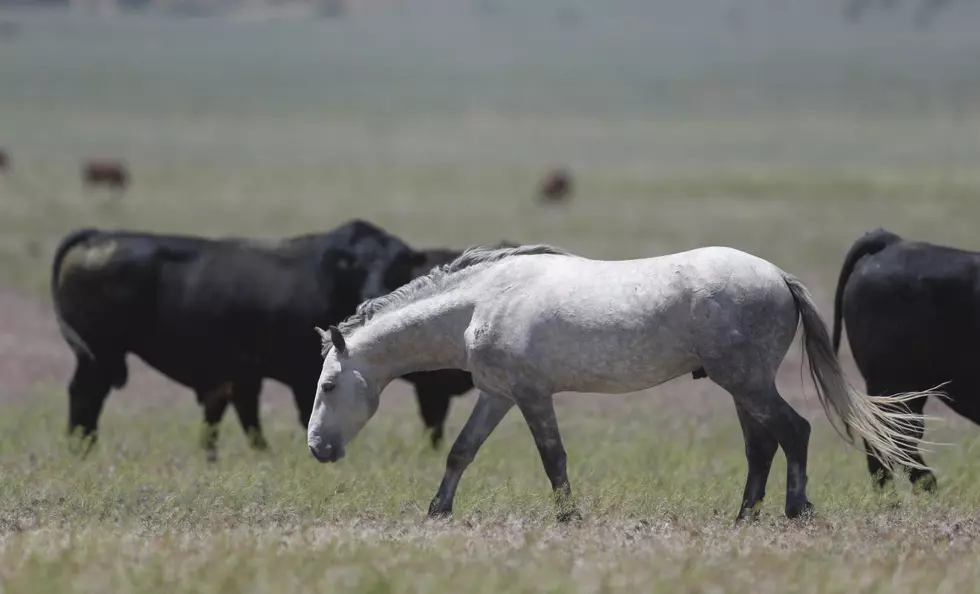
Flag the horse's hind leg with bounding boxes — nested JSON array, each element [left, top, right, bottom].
[[711, 371, 813, 520], [733, 401, 779, 523], [737, 383, 813, 519], [513, 391, 579, 522]]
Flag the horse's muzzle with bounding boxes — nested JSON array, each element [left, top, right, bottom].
[[309, 441, 345, 464]]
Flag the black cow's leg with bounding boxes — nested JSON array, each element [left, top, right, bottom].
[[863, 394, 934, 492], [863, 380, 894, 488], [890, 394, 935, 492], [415, 385, 452, 449], [863, 436, 893, 489], [231, 379, 268, 451], [733, 400, 780, 524], [67, 355, 114, 456], [198, 384, 231, 463], [289, 378, 316, 429], [862, 385, 934, 492]]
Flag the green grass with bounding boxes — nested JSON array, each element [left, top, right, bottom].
[[2, 391, 980, 593]]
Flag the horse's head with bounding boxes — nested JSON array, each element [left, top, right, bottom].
[[308, 326, 380, 463]]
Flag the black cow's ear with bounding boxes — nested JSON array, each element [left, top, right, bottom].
[[328, 325, 347, 354]]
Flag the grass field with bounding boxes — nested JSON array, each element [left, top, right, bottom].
[[3, 2, 980, 592]]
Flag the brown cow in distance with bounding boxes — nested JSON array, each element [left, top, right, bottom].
[[83, 160, 129, 190], [537, 167, 572, 204], [0, 148, 9, 171]]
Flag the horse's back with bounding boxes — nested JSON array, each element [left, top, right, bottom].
[[467, 247, 795, 393]]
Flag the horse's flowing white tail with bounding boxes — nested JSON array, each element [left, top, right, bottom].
[[782, 273, 943, 470]]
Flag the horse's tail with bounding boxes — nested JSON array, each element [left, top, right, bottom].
[[51, 228, 99, 360], [832, 228, 902, 354], [782, 272, 939, 470]]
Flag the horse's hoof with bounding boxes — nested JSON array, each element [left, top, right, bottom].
[[427, 510, 452, 521], [427, 500, 453, 520]]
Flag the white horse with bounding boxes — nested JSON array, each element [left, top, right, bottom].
[[307, 244, 936, 522]]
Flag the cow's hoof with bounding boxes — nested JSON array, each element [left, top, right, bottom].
[[912, 473, 938, 494], [786, 500, 815, 521]]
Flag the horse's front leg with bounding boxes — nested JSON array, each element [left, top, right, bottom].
[[514, 392, 580, 523], [428, 391, 513, 519]]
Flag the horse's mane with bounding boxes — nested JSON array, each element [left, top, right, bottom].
[[336, 243, 571, 337]]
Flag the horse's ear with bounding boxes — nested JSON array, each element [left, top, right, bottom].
[[315, 326, 331, 354], [328, 325, 347, 355]]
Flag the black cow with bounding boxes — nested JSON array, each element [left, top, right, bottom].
[[51, 220, 481, 460], [832, 227, 980, 492]]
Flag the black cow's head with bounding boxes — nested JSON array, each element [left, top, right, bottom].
[[325, 219, 427, 302], [317, 248, 368, 318]]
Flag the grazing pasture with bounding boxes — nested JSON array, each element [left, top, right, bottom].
[[3, 1, 980, 591]]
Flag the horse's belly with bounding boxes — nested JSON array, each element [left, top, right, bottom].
[[530, 322, 698, 394]]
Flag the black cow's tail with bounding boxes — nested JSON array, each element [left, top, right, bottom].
[[832, 228, 902, 354], [51, 228, 99, 360]]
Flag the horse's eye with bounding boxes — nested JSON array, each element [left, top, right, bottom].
[[321, 381, 336, 392]]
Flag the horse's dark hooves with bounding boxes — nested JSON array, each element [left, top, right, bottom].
[[692, 367, 707, 380], [427, 510, 453, 521], [427, 500, 453, 520]]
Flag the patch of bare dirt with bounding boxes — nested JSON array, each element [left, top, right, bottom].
[[0, 288, 73, 404]]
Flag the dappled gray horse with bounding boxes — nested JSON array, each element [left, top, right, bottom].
[[307, 245, 935, 522]]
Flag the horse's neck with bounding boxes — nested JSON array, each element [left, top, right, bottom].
[[354, 291, 474, 382]]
